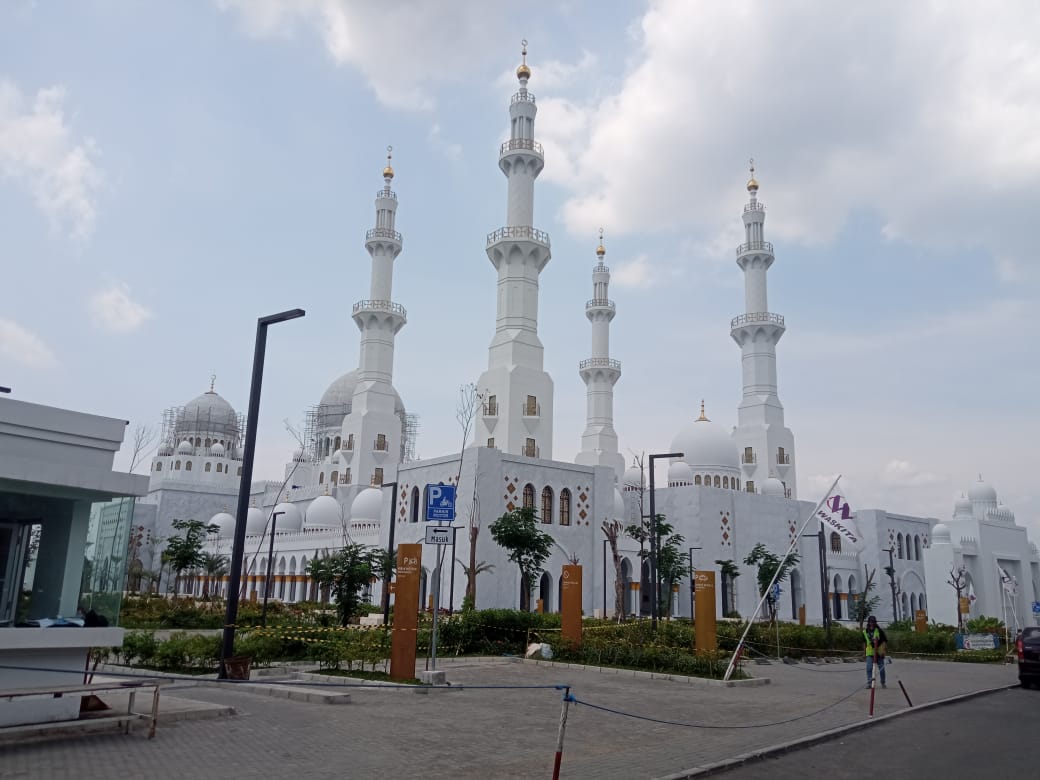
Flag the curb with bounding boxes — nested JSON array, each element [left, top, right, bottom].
[[656, 682, 1020, 779], [522, 658, 769, 688]]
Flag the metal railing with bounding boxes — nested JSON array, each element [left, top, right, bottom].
[[373, 438, 388, 452], [343, 437, 354, 451], [522, 402, 541, 417], [486, 225, 551, 247], [741, 453, 757, 465], [585, 298, 616, 311], [366, 227, 402, 243], [511, 91, 536, 104], [730, 311, 785, 328], [579, 357, 621, 370], [776, 453, 791, 465], [500, 138, 544, 156], [743, 201, 764, 213], [522, 444, 540, 458], [375, 188, 397, 200], [353, 299, 407, 317], [482, 401, 498, 417], [736, 240, 773, 255]]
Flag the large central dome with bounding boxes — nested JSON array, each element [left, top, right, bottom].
[[319, 370, 407, 417], [670, 407, 738, 470]]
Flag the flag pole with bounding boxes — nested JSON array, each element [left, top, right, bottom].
[[722, 474, 841, 682]]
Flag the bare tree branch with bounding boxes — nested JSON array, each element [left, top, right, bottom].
[[127, 423, 158, 473]]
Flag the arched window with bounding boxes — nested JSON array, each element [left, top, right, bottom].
[[155, 462, 162, 471], [897, 533, 904, 559], [541, 487, 554, 524], [559, 489, 571, 526], [344, 468, 351, 484], [319, 472, 325, 485], [832, 574, 844, 620], [523, 484, 535, 509], [910, 592, 918, 613], [205, 462, 212, 473], [205, 438, 211, 449], [331, 471, 338, 486], [185, 461, 192, 472], [830, 532, 841, 553], [914, 535, 921, 561], [216, 463, 222, 473], [194, 437, 201, 447], [733, 479, 739, 490], [713, 475, 721, 488], [723, 476, 729, 488], [410, 487, 420, 523], [334, 436, 341, 452], [694, 475, 702, 486]]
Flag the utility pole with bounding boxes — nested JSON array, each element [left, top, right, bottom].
[[883, 547, 898, 622]]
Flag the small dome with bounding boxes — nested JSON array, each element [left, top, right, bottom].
[[177, 440, 193, 454], [516, 63, 531, 79], [245, 506, 267, 535], [968, 479, 997, 503], [760, 477, 786, 497], [272, 502, 303, 533], [233, 446, 244, 460], [177, 389, 239, 439], [612, 488, 626, 521], [668, 460, 694, 487], [351, 487, 384, 523], [670, 408, 738, 471], [622, 465, 644, 492], [210, 442, 225, 457], [319, 370, 405, 423], [931, 523, 952, 544], [953, 495, 973, 517], [306, 494, 343, 529], [210, 511, 236, 538]]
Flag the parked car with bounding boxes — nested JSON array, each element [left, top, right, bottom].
[[1017, 627, 1040, 688]]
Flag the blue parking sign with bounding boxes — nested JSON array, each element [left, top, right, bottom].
[[425, 484, 456, 522]]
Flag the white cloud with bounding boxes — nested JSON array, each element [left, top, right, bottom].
[[0, 319, 57, 368], [611, 253, 659, 289], [217, 0, 504, 111], [427, 123, 462, 162], [0, 79, 102, 240], [880, 460, 946, 488], [88, 283, 153, 333], [545, 0, 1040, 274]]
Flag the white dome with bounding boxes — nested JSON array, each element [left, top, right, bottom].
[[210, 442, 225, 457], [306, 494, 343, 529], [953, 495, 973, 516], [968, 479, 997, 502], [177, 439, 193, 454], [350, 487, 384, 523], [622, 465, 644, 491], [176, 390, 240, 438], [319, 371, 406, 424], [760, 477, 786, 497], [931, 522, 952, 544], [272, 502, 303, 532], [670, 414, 738, 471], [245, 506, 267, 535], [612, 488, 626, 520], [667, 460, 694, 486], [210, 511, 236, 538]]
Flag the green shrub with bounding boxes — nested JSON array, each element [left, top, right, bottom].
[[121, 630, 158, 666], [965, 615, 1005, 634]]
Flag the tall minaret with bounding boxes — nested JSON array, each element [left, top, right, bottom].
[[342, 147, 407, 487], [730, 161, 797, 498], [575, 230, 624, 478], [475, 41, 554, 459]]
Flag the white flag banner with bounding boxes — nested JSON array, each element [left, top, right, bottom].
[[816, 491, 864, 551], [998, 565, 1019, 596]]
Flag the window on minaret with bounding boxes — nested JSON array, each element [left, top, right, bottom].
[[345, 468, 352, 485], [777, 447, 787, 465], [743, 447, 754, 465], [541, 487, 554, 524], [485, 395, 498, 416], [319, 472, 325, 485], [346, 434, 354, 451], [523, 484, 535, 509], [745, 481, 754, 493], [376, 433, 387, 452], [331, 471, 338, 486], [525, 396, 538, 416], [334, 436, 341, 452], [559, 490, 571, 526], [373, 468, 384, 486], [487, 438, 495, 448], [830, 532, 842, 553], [524, 438, 537, 458]]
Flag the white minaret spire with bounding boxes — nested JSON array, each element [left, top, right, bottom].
[[342, 147, 407, 486], [730, 161, 797, 497], [475, 41, 554, 459], [575, 229, 624, 478]]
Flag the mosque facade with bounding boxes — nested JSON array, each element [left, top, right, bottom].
[[134, 47, 1040, 629]]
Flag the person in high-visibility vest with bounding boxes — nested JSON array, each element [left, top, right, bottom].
[[864, 615, 887, 688]]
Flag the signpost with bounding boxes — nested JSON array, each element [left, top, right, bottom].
[[421, 485, 455, 678], [390, 544, 422, 681], [694, 571, 717, 654], [425, 484, 456, 522], [915, 609, 928, 633], [424, 525, 452, 545], [561, 565, 583, 648]]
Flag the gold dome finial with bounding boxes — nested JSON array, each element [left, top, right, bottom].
[[383, 145, 394, 179], [516, 39, 531, 80], [697, 400, 709, 422], [747, 157, 759, 192], [596, 227, 606, 257]]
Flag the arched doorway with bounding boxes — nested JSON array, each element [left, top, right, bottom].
[[539, 572, 553, 613], [621, 558, 633, 618], [832, 574, 844, 620], [640, 560, 652, 616], [789, 569, 802, 621]]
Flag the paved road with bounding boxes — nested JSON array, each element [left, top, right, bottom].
[[715, 686, 1040, 778], [0, 657, 1020, 779]]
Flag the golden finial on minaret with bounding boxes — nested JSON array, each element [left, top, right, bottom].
[[596, 227, 606, 258], [383, 145, 394, 180], [697, 400, 709, 422], [747, 157, 759, 192], [516, 39, 531, 80]]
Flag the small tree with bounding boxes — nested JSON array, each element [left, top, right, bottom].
[[743, 543, 800, 623], [307, 545, 384, 626], [199, 552, 229, 599], [457, 559, 494, 611], [852, 565, 882, 629], [601, 519, 626, 621], [626, 514, 688, 618], [164, 519, 218, 595], [489, 506, 554, 612], [716, 559, 741, 617]]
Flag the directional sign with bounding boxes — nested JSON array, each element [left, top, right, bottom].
[[1033, 601, 1040, 615], [424, 525, 453, 545], [770, 583, 782, 601], [425, 484, 456, 522]]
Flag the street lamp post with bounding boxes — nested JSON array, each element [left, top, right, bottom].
[[883, 547, 898, 622], [219, 308, 305, 678], [688, 547, 702, 620], [648, 451, 683, 630], [381, 481, 399, 626], [261, 511, 285, 627]]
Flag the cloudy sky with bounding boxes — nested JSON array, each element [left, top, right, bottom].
[[2, 0, 1038, 536]]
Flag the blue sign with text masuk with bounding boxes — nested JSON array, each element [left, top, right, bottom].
[[425, 484, 456, 522]]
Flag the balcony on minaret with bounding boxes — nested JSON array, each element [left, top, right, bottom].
[[743, 201, 764, 214], [500, 138, 544, 160], [364, 226, 403, 254], [775, 447, 792, 475], [352, 299, 408, 333], [585, 298, 616, 312], [522, 397, 541, 418], [511, 90, 536, 105], [522, 438, 540, 458], [730, 312, 786, 344], [741, 448, 757, 471], [736, 240, 773, 257], [487, 225, 551, 250], [373, 434, 388, 452]]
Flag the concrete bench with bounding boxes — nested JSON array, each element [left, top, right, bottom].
[[0, 679, 162, 738]]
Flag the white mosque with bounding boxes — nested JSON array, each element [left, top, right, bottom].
[[133, 46, 1040, 629]]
